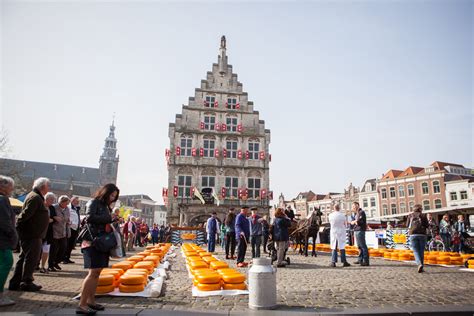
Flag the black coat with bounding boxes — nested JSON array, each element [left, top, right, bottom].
[[0, 195, 18, 249], [273, 217, 291, 241], [16, 190, 49, 240], [83, 199, 112, 240]]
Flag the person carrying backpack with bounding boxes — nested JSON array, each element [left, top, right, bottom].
[[408, 204, 429, 273]]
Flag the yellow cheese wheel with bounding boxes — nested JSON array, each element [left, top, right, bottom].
[[134, 261, 154, 269], [468, 265, 474, 269], [210, 261, 229, 270], [98, 274, 115, 286], [196, 283, 221, 291], [199, 252, 212, 257], [137, 251, 151, 257], [217, 268, 240, 275], [383, 253, 391, 258], [127, 256, 144, 263], [192, 268, 215, 275], [144, 255, 161, 262], [468, 259, 474, 265], [125, 271, 149, 279], [100, 271, 121, 280], [195, 273, 221, 284], [190, 261, 208, 269], [203, 256, 218, 264], [126, 268, 150, 275], [96, 284, 115, 294], [112, 261, 134, 270], [102, 268, 124, 275], [222, 273, 246, 284], [119, 274, 146, 285], [119, 283, 146, 293], [140, 260, 158, 268], [223, 283, 247, 290]]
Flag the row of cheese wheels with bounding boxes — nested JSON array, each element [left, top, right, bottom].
[[182, 243, 247, 291], [96, 243, 171, 294]]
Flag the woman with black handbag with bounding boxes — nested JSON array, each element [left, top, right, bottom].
[[77, 183, 119, 315]]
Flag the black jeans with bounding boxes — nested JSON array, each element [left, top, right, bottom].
[[263, 232, 269, 253], [237, 235, 247, 264], [9, 238, 42, 286], [225, 232, 236, 257], [64, 229, 78, 261], [49, 238, 67, 268], [355, 231, 369, 264]]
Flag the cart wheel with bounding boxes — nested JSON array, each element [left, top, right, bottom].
[[287, 257, 290, 265]]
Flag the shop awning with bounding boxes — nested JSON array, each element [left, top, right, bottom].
[[372, 204, 474, 221]]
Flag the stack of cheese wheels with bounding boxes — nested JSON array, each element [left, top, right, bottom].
[[193, 268, 222, 291], [112, 260, 135, 272], [398, 252, 411, 261], [127, 255, 145, 264], [134, 260, 155, 273], [426, 253, 438, 264], [144, 255, 161, 267], [461, 254, 473, 262], [368, 249, 381, 257], [100, 268, 124, 287], [390, 252, 400, 260], [96, 274, 115, 294], [202, 256, 218, 265], [437, 253, 451, 265], [118, 270, 147, 293], [450, 256, 463, 266], [218, 268, 247, 290]]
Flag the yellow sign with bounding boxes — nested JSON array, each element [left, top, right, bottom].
[[393, 233, 407, 244]]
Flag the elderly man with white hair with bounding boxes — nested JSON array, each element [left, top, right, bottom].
[[9, 177, 50, 292], [48, 195, 70, 272], [0, 175, 18, 306]]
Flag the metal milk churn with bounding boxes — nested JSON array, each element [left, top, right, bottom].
[[248, 258, 277, 310]]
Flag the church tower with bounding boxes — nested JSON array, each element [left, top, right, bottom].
[[165, 36, 272, 225], [99, 120, 119, 186]]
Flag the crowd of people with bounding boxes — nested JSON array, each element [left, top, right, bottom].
[[0, 175, 171, 314], [205, 206, 293, 267]]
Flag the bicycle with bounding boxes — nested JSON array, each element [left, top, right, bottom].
[[426, 234, 445, 252]]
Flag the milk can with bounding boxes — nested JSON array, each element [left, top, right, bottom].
[[248, 258, 276, 310]]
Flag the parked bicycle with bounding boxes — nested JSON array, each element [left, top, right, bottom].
[[427, 234, 445, 252]]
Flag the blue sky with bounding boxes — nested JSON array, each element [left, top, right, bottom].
[[1, 0, 472, 203]]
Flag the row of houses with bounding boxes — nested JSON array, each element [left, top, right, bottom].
[[277, 161, 473, 224]]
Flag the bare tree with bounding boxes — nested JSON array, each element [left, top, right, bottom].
[[0, 128, 9, 158]]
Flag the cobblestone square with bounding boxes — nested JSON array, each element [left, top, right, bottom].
[[2, 246, 473, 313]]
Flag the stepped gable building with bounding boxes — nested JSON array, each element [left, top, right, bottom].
[[0, 122, 119, 212], [166, 36, 272, 226]]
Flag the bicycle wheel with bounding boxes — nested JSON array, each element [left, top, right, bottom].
[[429, 240, 445, 252]]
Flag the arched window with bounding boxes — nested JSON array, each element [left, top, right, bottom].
[[433, 181, 440, 194], [390, 203, 397, 214], [400, 202, 406, 214], [434, 199, 442, 209], [408, 184, 415, 196], [423, 200, 430, 210], [389, 187, 396, 198], [421, 182, 429, 195], [382, 204, 388, 216], [398, 185, 405, 197]]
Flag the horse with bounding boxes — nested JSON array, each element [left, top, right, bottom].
[[291, 210, 322, 257]]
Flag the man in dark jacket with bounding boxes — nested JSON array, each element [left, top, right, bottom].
[[273, 208, 291, 267], [235, 206, 250, 267], [9, 177, 50, 292], [350, 202, 369, 266]]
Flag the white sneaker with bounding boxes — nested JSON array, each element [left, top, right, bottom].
[[0, 296, 15, 307]]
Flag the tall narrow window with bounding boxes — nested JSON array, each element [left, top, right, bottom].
[[421, 182, 429, 195], [433, 181, 440, 194], [226, 140, 238, 159], [450, 192, 457, 200], [391, 203, 397, 214], [177, 175, 192, 197], [408, 184, 415, 196], [370, 197, 376, 207], [180, 136, 192, 157], [382, 204, 388, 216], [460, 191, 468, 200], [225, 177, 238, 198], [409, 201, 414, 211], [381, 188, 387, 199], [248, 178, 261, 199], [203, 139, 215, 157], [389, 187, 396, 198], [204, 115, 216, 130], [400, 202, 406, 213], [248, 142, 260, 160], [434, 199, 442, 209], [398, 185, 405, 197]]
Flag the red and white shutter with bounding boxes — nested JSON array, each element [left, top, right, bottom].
[[215, 149, 220, 158], [216, 123, 220, 131], [261, 189, 267, 198], [245, 150, 250, 160], [238, 189, 243, 199], [236, 103, 240, 109], [200, 148, 204, 157], [192, 148, 197, 157], [237, 150, 243, 159], [221, 187, 226, 199], [175, 146, 181, 156], [173, 186, 178, 197], [200, 122, 205, 129], [222, 123, 227, 131], [214, 100, 218, 107], [223, 149, 227, 158], [260, 151, 265, 160]]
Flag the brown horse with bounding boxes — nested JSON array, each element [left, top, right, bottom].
[[291, 210, 322, 257]]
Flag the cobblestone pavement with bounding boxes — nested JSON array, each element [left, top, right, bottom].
[[2, 246, 474, 313]]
